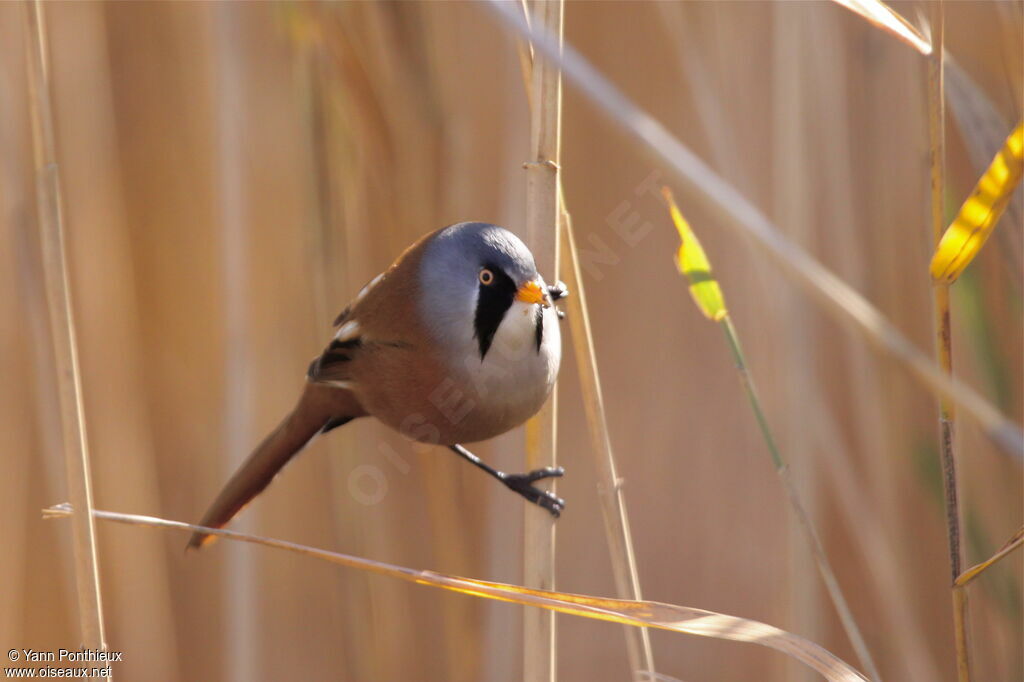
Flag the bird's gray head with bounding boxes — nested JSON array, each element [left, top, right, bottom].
[[418, 222, 549, 360]]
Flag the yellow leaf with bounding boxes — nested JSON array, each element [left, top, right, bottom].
[[930, 120, 1024, 284], [661, 187, 727, 321]]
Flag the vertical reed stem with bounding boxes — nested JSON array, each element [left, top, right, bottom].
[[212, 7, 258, 680], [926, 5, 971, 680], [24, 0, 109, 668], [522, 2, 563, 681], [516, 4, 651, 675], [560, 212, 655, 679]]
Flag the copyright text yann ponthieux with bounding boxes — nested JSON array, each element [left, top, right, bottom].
[[5, 649, 121, 678]]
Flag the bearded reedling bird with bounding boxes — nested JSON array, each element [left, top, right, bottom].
[[188, 222, 567, 549]]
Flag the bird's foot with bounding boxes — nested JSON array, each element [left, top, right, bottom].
[[501, 467, 565, 517], [547, 281, 568, 301], [547, 282, 568, 320]]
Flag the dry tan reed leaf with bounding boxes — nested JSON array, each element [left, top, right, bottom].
[[955, 525, 1024, 587], [829, 0, 931, 54], [43, 504, 868, 682]]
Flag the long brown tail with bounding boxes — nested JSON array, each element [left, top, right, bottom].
[[187, 382, 362, 550]]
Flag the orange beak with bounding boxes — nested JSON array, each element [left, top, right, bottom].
[[515, 280, 549, 307]]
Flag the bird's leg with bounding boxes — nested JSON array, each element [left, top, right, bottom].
[[448, 444, 565, 517]]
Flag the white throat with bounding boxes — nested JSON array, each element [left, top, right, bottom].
[[460, 299, 560, 408]]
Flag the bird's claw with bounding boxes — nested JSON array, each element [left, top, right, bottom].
[[547, 282, 568, 321], [502, 467, 565, 517], [547, 282, 568, 301]]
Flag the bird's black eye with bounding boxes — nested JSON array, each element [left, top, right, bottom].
[[479, 268, 494, 285]]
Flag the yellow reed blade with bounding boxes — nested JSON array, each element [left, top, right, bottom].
[[931, 121, 1024, 284], [661, 187, 727, 321]]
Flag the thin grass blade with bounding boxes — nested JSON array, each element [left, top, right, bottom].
[[24, 0, 109, 661], [658, 192, 881, 681], [560, 207, 656, 676]]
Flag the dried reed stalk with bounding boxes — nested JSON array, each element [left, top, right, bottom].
[[212, 7, 259, 680], [560, 209, 656, 678], [522, 2, 564, 680], [44, 504, 870, 682], [514, 3, 654, 674], [23, 0, 109, 667], [482, 0, 1024, 460], [925, 6, 971, 681]]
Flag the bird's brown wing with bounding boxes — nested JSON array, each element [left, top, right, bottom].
[[307, 336, 361, 384], [312, 231, 435, 385]]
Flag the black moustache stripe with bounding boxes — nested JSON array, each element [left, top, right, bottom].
[[534, 305, 544, 353], [474, 264, 517, 360]]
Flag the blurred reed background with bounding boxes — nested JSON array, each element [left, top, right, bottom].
[[1, 1, 1021, 680]]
